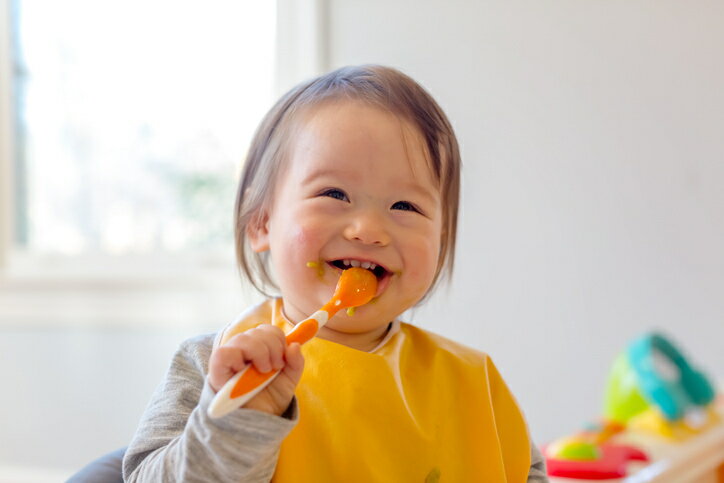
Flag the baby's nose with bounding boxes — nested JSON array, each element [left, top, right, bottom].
[[343, 211, 390, 246]]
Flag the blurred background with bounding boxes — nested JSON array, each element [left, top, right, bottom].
[[1, 0, 723, 480]]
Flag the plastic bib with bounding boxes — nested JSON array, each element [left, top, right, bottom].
[[218, 299, 531, 482]]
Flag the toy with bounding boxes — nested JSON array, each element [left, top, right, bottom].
[[546, 441, 648, 479], [208, 267, 377, 418], [545, 419, 649, 479], [546, 331, 719, 479], [604, 332, 718, 440]]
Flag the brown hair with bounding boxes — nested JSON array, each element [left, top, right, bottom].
[[235, 65, 461, 298]]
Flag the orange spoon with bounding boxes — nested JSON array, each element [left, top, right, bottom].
[[208, 267, 377, 418]]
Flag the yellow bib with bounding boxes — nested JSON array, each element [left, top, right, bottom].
[[218, 299, 531, 482]]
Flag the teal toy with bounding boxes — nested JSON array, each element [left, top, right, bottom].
[[605, 332, 715, 423]]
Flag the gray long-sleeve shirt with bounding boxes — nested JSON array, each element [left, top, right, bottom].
[[123, 333, 548, 482]]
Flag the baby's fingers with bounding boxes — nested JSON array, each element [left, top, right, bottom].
[[280, 342, 305, 386], [227, 331, 277, 373], [213, 325, 285, 370], [250, 325, 288, 371], [208, 345, 247, 391]]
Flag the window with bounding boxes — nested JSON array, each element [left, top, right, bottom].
[[10, 0, 276, 258], [0, 0, 328, 327]]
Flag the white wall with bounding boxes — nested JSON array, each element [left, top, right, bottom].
[[327, 0, 724, 444]]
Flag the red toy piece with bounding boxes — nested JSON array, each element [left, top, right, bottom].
[[545, 443, 649, 480]]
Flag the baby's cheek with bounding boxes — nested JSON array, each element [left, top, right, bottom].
[[406, 241, 440, 286], [404, 254, 433, 281], [407, 265, 437, 294], [288, 224, 325, 261]]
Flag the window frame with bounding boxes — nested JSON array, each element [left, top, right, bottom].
[[0, 0, 16, 271]]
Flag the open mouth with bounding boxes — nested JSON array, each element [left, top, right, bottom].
[[327, 258, 393, 297]]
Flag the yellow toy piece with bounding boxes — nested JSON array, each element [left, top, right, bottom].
[[628, 405, 721, 441]]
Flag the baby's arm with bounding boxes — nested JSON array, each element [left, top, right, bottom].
[[527, 442, 549, 482], [123, 332, 303, 483]]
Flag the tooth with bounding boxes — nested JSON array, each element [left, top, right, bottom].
[[351, 260, 361, 267], [369, 263, 377, 270], [361, 261, 371, 269], [343, 259, 351, 266]]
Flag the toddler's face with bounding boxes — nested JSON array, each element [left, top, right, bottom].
[[250, 101, 442, 343]]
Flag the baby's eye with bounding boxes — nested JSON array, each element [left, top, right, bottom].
[[319, 188, 349, 202], [391, 200, 420, 213]]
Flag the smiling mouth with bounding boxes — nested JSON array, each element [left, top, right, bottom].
[[327, 259, 393, 297]]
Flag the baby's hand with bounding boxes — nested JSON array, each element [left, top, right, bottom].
[[208, 324, 305, 417]]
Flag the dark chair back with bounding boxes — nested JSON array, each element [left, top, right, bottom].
[[66, 447, 125, 483]]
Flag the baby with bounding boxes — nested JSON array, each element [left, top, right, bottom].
[[123, 65, 547, 482]]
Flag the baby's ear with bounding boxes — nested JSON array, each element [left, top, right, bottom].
[[247, 210, 270, 253]]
